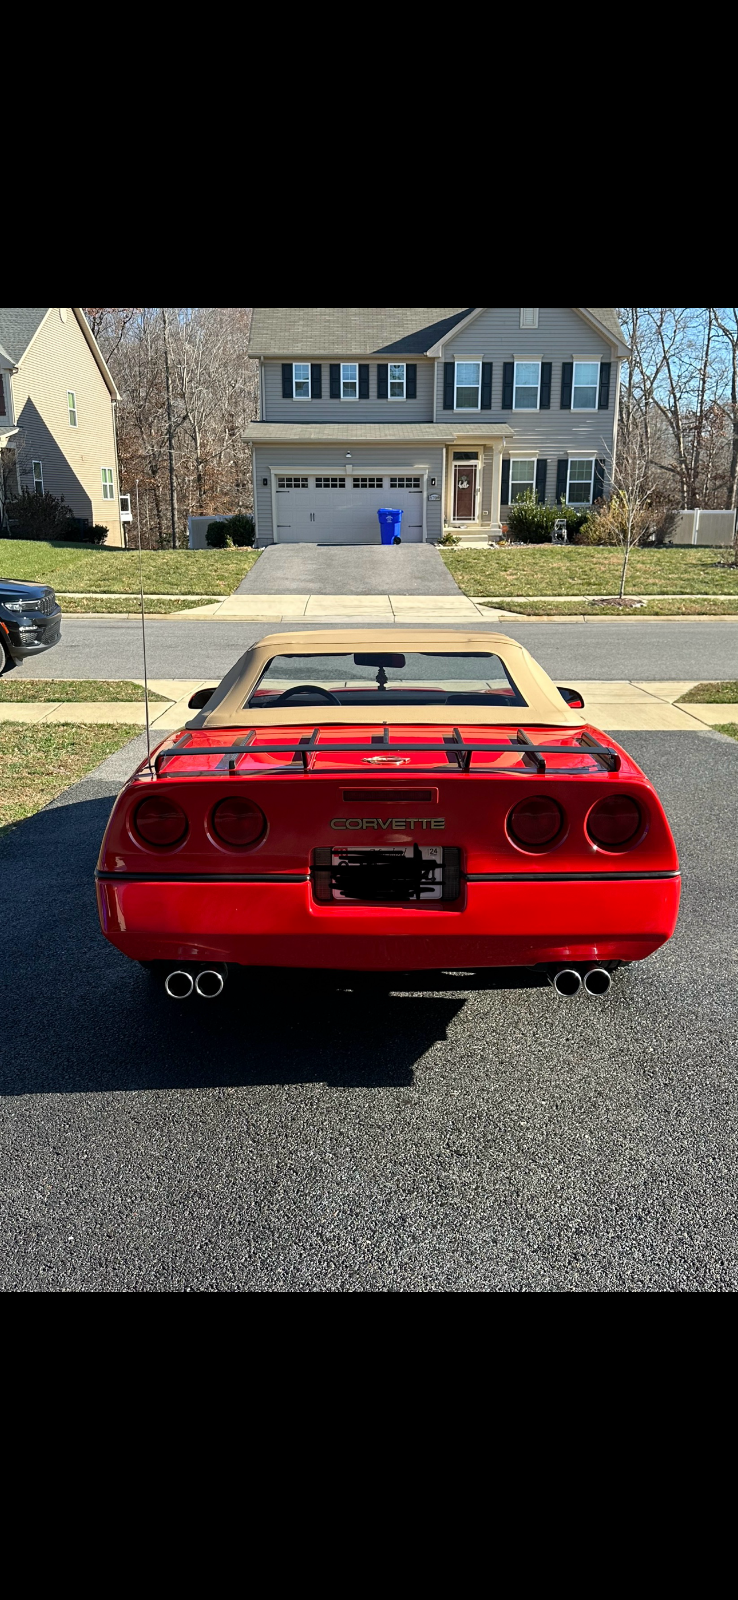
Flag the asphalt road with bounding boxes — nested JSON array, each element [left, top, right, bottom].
[[9, 617, 738, 683], [1, 728, 737, 1291]]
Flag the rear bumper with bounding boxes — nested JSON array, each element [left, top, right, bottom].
[[96, 874, 681, 970]]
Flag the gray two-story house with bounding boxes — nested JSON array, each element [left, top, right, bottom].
[[245, 308, 628, 547]]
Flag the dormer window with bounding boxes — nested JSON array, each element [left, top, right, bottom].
[[520, 309, 539, 328]]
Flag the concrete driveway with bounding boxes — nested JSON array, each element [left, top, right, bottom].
[[2, 728, 737, 1291], [236, 544, 463, 595]]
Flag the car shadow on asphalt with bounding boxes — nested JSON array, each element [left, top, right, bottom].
[[1, 792, 548, 1096]]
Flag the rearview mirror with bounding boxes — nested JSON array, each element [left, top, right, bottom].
[[188, 687, 216, 709], [558, 686, 584, 709], [353, 654, 406, 668]]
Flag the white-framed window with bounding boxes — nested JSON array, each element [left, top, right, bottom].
[[572, 361, 600, 410], [101, 466, 115, 501], [315, 477, 346, 488], [292, 363, 310, 400], [277, 476, 309, 488], [352, 477, 384, 488], [455, 362, 481, 409], [32, 460, 44, 495], [390, 476, 421, 488], [567, 459, 595, 504], [510, 460, 536, 502], [67, 390, 77, 426], [513, 361, 541, 410], [520, 309, 539, 329], [341, 364, 358, 400], [388, 363, 406, 400]]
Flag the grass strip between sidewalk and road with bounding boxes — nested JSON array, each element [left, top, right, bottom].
[[0, 540, 260, 594], [677, 681, 738, 703], [485, 597, 738, 617], [715, 724, 738, 740], [0, 724, 141, 833], [442, 547, 738, 596], [0, 679, 170, 703], [57, 595, 208, 614]]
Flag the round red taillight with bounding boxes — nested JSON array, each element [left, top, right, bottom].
[[587, 795, 641, 848], [508, 796, 563, 848], [135, 796, 188, 846], [211, 797, 266, 847]]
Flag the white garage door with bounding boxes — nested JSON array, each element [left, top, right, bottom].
[[274, 474, 424, 544]]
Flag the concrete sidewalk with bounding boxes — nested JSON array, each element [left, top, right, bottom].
[[170, 593, 487, 621], [3, 680, 736, 732]]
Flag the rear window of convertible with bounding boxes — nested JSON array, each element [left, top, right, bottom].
[[246, 652, 527, 708]]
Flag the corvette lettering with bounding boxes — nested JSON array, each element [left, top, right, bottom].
[[331, 818, 445, 830]]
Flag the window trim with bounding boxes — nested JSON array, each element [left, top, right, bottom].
[[519, 309, 539, 329], [292, 363, 311, 401], [566, 457, 596, 505], [340, 363, 358, 402], [513, 360, 541, 412], [571, 359, 601, 412], [388, 362, 406, 402], [32, 460, 44, 495], [509, 457, 537, 502], [67, 389, 78, 427], [101, 466, 115, 501], [454, 359, 482, 412]]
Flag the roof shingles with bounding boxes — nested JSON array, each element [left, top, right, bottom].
[[248, 307, 628, 357]]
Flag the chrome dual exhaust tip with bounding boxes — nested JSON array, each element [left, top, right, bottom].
[[583, 966, 612, 996], [165, 969, 194, 1000], [549, 965, 612, 997], [551, 968, 582, 997], [195, 968, 225, 999], [164, 966, 227, 999]]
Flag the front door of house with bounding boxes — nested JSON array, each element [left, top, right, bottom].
[[453, 462, 477, 521]]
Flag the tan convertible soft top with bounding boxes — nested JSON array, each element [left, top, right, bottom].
[[187, 630, 585, 730]]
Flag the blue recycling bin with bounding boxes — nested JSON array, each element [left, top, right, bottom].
[[378, 507, 403, 544]]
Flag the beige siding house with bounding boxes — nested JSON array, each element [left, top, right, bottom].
[[0, 308, 124, 546]]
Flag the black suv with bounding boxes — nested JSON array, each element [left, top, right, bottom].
[[0, 580, 62, 672]]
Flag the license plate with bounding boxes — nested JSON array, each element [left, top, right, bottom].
[[330, 843, 444, 902]]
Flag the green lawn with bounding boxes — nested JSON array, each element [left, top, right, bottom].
[[0, 679, 169, 702], [715, 724, 738, 740], [678, 681, 738, 703], [58, 595, 208, 614], [442, 547, 738, 597], [0, 540, 259, 595], [485, 597, 738, 617], [0, 724, 141, 832]]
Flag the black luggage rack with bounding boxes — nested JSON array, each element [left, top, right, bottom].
[[154, 726, 620, 777]]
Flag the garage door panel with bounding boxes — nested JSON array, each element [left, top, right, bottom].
[[274, 474, 424, 544]]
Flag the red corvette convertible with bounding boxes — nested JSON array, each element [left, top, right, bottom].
[[96, 631, 680, 998]]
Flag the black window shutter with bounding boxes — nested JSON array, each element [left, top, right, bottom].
[[0, 374, 5, 413], [282, 363, 293, 399], [598, 363, 611, 410], [556, 460, 568, 502], [406, 364, 417, 399], [359, 364, 370, 400], [560, 363, 573, 409], [310, 363, 322, 399], [593, 459, 606, 501], [377, 364, 388, 399], [540, 362, 552, 409], [329, 364, 340, 399], [481, 362, 492, 409], [535, 459, 548, 502], [501, 459, 510, 504], [443, 362, 454, 409], [501, 362, 514, 409]]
